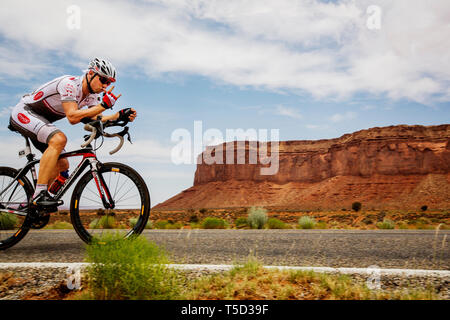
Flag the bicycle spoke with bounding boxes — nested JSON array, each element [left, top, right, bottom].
[[115, 184, 138, 203], [113, 172, 121, 199], [115, 194, 140, 206], [85, 185, 101, 199], [81, 195, 103, 205], [112, 179, 130, 201]]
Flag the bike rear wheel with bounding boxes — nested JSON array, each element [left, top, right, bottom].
[[0, 167, 33, 250], [70, 162, 151, 244]]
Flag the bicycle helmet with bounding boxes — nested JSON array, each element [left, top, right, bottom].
[[88, 58, 116, 82]]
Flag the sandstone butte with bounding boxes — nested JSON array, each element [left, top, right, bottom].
[[155, 124, 450, 210]]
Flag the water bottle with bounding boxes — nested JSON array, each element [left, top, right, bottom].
[[48, 170, 69, 194]]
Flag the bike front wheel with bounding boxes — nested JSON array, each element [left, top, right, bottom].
[[70, 162, 151, 244]]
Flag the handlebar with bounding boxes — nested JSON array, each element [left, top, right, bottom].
[[81, 119, 132, 155]]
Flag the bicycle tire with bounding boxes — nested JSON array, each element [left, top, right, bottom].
[[0, 167, 34, 250], [70, 162, 151, 244]]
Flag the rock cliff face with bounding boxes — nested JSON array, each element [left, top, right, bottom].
[[156, 125, 450, 210]]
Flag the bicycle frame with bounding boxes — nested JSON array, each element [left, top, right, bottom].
[[0, 136, 115, 216]]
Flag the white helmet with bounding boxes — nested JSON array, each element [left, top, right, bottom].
[[88, 58, 116, 82]]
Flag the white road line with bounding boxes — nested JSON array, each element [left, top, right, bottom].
[[0, 262, 449, 277]]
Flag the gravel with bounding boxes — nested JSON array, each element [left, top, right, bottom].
[[0, 265, 448, 300]]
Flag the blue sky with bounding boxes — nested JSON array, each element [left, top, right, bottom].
[[0, 0, 449, 206]]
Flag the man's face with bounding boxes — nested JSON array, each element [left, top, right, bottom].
[[88, 71, 111, 93]]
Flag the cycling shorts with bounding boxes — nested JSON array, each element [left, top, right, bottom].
[[9, 101, 62, 153]]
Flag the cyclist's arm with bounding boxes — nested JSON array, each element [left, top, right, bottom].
[[62, 101, 107, 125], [95, 112, 120, 122], [97, 109, 137, 123]]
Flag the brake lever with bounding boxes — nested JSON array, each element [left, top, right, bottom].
[[106, 119, 129, 128], [115, 126, 133, 144]]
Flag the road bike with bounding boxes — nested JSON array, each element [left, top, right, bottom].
[[0, 119, 151, 250]]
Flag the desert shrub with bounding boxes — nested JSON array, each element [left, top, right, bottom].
[[85, 234, 182, 300], [201, 217, 227, 229], [398, 222, 409, 229], [154, 220, 169, 229], [189, 222, 201, 229], [421, 205, 428, 212], [189, 214, 199, 223], [376, 219, 395, 229], [298, 216, 316, 229], [89, 216, 117, 229], [45, 221, 73, 229], [416, 223, 434, 230], [129, 218, 153, 229], [315, 221, 328, 229], [199, 208, 208, 214], [247, 207, 268, 229], [165, 222, 183, 229], [267, 218, 286, 229], [0, 213, 18, 230], [235, 217, 248, 228], [352, 202, 362, 212], [145, 220, 153, 229], [96, 208, 106, 216]]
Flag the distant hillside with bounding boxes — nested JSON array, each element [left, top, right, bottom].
[[156, 124, 450, 210]]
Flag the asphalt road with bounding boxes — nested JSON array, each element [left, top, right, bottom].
[[0, 229, 449, 270]]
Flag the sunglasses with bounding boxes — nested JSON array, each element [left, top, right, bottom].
[[98, 75, 112, 85]]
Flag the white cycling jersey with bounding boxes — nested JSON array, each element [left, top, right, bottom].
[[10, 74, 102, 151], [21, 75, 101, 123]]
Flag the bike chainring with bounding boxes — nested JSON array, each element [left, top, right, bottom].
[[26, 207, 53, 229], [30, 213, 50, 229]]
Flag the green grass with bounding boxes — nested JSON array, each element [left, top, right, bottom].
[[83, 234, 183, 300], [153, 220, 183, 229], [154, 220, 169, 229], [74, 248, 442, 301], [89, 216, 117, 229], [128, 218, 153, 229], [0, 212, 18, 230], [298, 216, 316, 229], [165, 222, 183, 229], [183, 258, 438, 300], [315, 221, 328, 229], [44, 221, 73, 229], [235, 217, 248, 228]]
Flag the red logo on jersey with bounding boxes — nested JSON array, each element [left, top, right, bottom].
[[17, 113, 30, 124], [34, 91, 44, 100], [69, 77, 75, 80]]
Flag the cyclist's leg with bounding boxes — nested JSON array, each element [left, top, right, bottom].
[[10, 103, 68, 198], [37, 132, 67, 187]]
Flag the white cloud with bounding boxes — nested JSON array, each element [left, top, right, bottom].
[[330, 111, 357, 123], [275, 105, 302, 119], [0, 0, 448, 104], [0, 106, 13, 117], [0, 45, 56, 81]]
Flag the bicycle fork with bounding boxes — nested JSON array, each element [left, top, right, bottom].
[[88, 158, 115, 210]]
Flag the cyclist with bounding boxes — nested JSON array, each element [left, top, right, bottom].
[[9, 58, 136, 212]]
